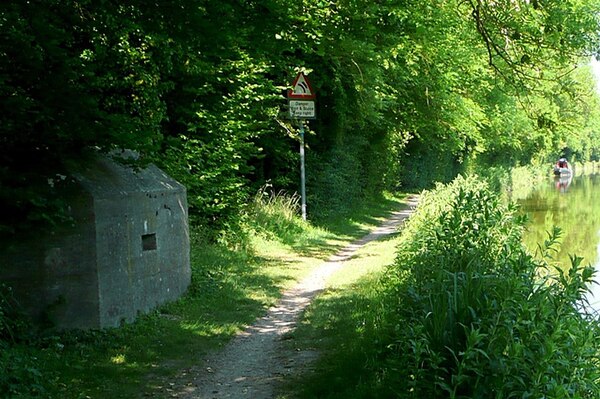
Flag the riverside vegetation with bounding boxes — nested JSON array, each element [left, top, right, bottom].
[[290, 175, 600, 399]]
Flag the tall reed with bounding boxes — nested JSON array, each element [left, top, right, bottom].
[[382, 175, 600, 398], [249, 185, 308, 243]]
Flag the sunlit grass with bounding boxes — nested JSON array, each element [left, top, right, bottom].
[[325, 236, 400, 288], [110, 354, 126, 365], [282, 233, 405, 398]]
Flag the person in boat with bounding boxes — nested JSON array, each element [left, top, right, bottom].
[[553, 157, 571, 175], [556, 158, 569, 169]]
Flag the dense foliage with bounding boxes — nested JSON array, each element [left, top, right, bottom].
[[378, 176, 600, 398], [1, 1, 600, 235]]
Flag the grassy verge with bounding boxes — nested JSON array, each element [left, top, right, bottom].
[[1, 191, 409, 398]]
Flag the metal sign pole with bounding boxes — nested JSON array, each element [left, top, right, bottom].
[[299, 121, 307, 221], [288, 72, 315, 222]]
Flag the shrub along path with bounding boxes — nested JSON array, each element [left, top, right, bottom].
[[170, 195, 419, 398]]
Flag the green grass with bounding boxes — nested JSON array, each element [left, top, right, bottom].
[[282, 234, 404, 399], [315, 191, 411, 238], [1, 191, 411, 398]]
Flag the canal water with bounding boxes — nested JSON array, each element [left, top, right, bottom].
[[517, 173, 600, 310]]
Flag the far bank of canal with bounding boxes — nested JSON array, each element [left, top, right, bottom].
[[517, 173, 600, 309]]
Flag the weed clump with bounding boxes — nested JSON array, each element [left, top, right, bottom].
[[383, 175, 600, 398], [251, 185, 306, 242]]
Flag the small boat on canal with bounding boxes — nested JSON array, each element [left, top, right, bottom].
[[553, 158, 572, 176]]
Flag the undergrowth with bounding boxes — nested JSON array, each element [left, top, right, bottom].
[[0, 285, 43, 397]]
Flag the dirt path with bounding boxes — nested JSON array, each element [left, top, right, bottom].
[[172, 196, 419, 399]]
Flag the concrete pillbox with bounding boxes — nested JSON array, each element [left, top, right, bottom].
[[1, 154, 191, 329]]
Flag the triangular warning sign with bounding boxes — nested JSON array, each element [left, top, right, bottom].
[[287, 72, 316, 99]]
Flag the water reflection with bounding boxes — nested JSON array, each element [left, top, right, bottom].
[[554, 174, 572, 193], [518, 174, 600, 311]]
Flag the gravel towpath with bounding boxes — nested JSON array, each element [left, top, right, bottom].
[[173, 196, 419, 399]]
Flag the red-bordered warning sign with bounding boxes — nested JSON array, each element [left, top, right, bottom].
[[287, 72, 316, 100]]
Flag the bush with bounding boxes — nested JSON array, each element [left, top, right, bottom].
[[0, 348, 46, 398], [0, 285, 31, 345], [382, 175, 600, 398], [0, 285, 43, 397], [306, 142, 367, 220]]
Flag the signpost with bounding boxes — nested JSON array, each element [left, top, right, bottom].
[[287, 72, 315, 221], [289, 100, 316, 119]]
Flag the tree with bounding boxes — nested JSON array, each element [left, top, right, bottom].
[[2, 0, 599, 237]]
